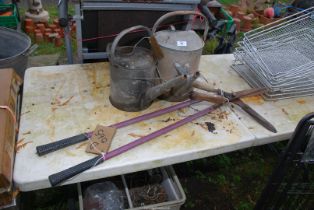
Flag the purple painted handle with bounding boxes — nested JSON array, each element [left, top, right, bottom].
[[86, 100, 198, 137], [37, 100, 198, 155], [103, 104, 220, 160], [49, 103, 221, 186]]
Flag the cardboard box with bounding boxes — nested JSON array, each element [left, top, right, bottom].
[[0, 188, 16, 207], [0, 69, 22, 191]]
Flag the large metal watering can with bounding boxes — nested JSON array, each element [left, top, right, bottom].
[[108, 25, 187, 112], [152, 11, 209, 81]]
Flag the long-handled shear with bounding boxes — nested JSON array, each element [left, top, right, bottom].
[[48, 86, 272, 186], [36, 84, 276, 157], [192, 81, 277, 133]]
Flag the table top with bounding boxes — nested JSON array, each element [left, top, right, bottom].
[[13, 54, 314, 191]]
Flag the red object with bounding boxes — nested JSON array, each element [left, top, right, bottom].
[[237, 11, 246, 21], [264, 7, 275, 19], [44, 32, 52, 42], [247, 13, 255, 19], [25, 26, 34, 35], [34, 29, 41, 34], [54, 28, 61, 34], [233, 18, 241, 32], [225, 10, 233, 16], [49, 24, 57, 31], [54, 35, 63, 47], [36, 23, 45, 33], [0, 11, 12, 16], [39, 21, 49, 27], [229, 4, 240, 17], [44, 28, 52, 33], [53, 28, 64, 38], [59, 29, 65, 38], [24, 18, 34, 27], [242, 16, 253, 32], [35, 33, 44, 43]]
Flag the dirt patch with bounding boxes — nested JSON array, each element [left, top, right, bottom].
[[205, 122, 216, 133], [127, 170, 168, 207]]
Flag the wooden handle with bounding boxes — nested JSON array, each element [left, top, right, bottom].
[[191, 91, 226, 104]]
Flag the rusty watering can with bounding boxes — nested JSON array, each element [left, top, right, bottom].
[[108, 25, 187, 112], [152, 11, 209, 82]]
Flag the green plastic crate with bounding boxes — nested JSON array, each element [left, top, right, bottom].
[[0, 4, 18, 28]]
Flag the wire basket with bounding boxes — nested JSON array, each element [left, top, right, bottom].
[[233, 7, 314, 100]]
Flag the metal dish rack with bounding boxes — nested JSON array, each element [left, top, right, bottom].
[[233, 7, 314, 100]]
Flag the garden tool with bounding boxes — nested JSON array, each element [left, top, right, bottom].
[[192, 81, 277, 133], [48, 87, 266, 186], [36, 100, 199, 156], [36, 82, 276, 157], [159, 63, 200, 102]]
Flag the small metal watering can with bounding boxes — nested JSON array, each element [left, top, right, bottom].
[[108, 25, 187, 112], [152, 11, 209, 82]]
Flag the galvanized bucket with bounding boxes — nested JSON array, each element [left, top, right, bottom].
[[0, 27, 32, 79], [152, 11, 209, 81]]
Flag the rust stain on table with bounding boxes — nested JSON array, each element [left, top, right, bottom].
[[297, 99, 306, 105], [241, 95, 264, 105]]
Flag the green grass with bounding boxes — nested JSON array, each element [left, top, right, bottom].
[[203, 38, 220, 54], [19, 4, 75, 56], [179, 143, 284, 210], [31, 39, 76, 56], [218, 0, 239, 5]]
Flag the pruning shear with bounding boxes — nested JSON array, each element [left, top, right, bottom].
[[36, 82, 276, 156], [192, 81, 277, 133]]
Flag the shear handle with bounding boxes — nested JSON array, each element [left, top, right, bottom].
[[191, 91, 227, 104]]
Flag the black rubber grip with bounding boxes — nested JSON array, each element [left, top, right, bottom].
[[36, 134, 88, 156], [49, 155, 103, 186]]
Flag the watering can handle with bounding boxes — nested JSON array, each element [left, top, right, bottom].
[[152, 11, 209, 41], [110, 25, 153, 61]]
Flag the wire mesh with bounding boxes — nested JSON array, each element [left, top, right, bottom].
[[233, 7, 314, 100]]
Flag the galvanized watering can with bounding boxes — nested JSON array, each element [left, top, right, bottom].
[[108, 25, 187, 112], [152, 11, 209, 82]]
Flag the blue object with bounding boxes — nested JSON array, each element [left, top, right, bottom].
[[273, 5, 283, 17], [272, 3, 307, 18]]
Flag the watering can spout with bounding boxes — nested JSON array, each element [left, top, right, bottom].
[[142, 75, 187, 107]]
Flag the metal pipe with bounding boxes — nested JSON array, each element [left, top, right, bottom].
[[64, 26, 73, 64], [74, 3, 83, 63], [58, 0, 73, 64]]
